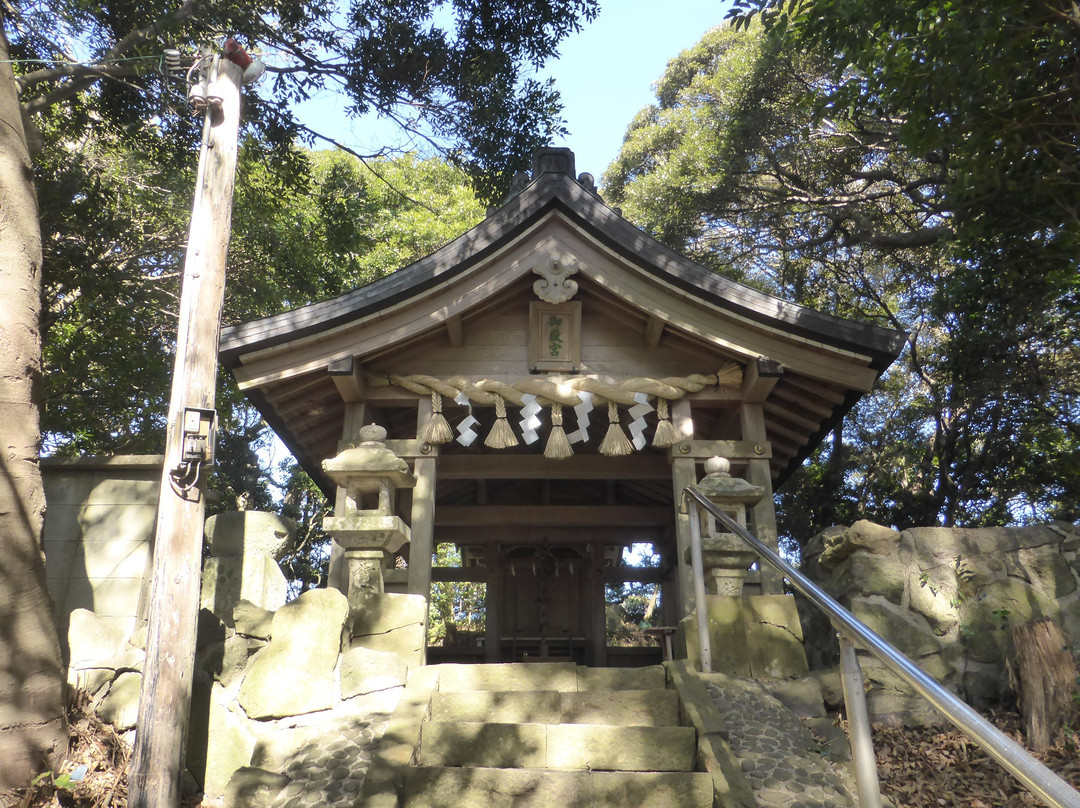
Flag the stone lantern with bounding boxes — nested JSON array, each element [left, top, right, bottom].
[[322, 424, 416, 605], [689, 456, 764, 596]]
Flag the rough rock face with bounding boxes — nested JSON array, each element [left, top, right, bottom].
[[238, 588, 350, 720], [800, 520, 1080, 719]]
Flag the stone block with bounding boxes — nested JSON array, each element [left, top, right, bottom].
[[77, 503, 157, 543], [238, 588, 349, 719], [403, 767, 589, 808], [95, 670, 141, 729], [233, 600, 275, 639], [350, 592, 428, 635], [67, 608, 126, 669], [679, 595, 808, 678], [908, 563, 961, 635], [188, 683, 258, 798], [960, 578, 1060, 664], [763, 678, 826, 719], [826, 552, 907, 602], [560, 689, 680, 726], [818, 521, 900, 568], [223, 767, 289, 808], [851, 596, 940, 659], [436, 662, 578, 693], [88, 577, 145, 620], [84, 477, 158, 506], [1010, 546, 1077, 598], [431, 690, 563, 724], [205, 511, 296, 561], [590, 771, 714, 808], [201, 555, 288, 617], [340, 646, 407, 698], [546, 724, 695, 771], [420, 722, 547, 768], [351, 623, 425, 671], [577, 664, 665, 691]]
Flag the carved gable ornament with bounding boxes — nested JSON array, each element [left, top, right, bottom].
[[532, 259, 579, 303], [529, 260, 581, 373]]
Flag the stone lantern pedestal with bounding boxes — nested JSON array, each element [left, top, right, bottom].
[[322, 424, 416, 607], [686, 456, 764, 597]]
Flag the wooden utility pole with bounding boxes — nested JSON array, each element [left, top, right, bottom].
[[128, 55, 242, 808]]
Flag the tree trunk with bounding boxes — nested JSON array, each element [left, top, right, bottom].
[[0, 24, 68, 789], [1012, 617, 1079, 752]]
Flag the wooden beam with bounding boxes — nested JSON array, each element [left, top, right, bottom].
[[668, 440, 771, 460], [741, 355, 783, 403], [434, 526, 665, 545], [434, 505, 671, 527], [328, 355, 365, 402], [782, 373, 848, 404], [644, 315, 665, 348], [446, 314, 464, 348], [763, 400, 821, 432], [762, 417, 810, 446], [435, 454, 672, 480], [770, 382, 834, 419]]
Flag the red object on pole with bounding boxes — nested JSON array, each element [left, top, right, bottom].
[[223, 37, 253, 69]]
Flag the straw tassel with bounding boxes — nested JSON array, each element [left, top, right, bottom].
[[599, 401, 633, 456], [652, 398, 680, 448], [484, 394, 518, 449], [421, 391, 454, 444], [543, 402, 573, 459]]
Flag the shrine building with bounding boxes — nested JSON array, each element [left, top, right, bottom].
[[219, 148, 904, 667]]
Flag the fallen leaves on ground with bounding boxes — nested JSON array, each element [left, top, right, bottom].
[[869, 709, 1080, 808]]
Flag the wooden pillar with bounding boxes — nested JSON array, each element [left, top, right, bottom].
[[128, 57, 242, 808], [588, 541, 607, 666], [740, 402, 782, 595], [408, 398, 436, 600], [485, 545, 502, 662], [670, 399, 697, 618]]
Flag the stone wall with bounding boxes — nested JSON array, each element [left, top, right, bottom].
[[42, 455, 163, 646], [799, 520, 1080, 723], [65, 510, 428, 800]]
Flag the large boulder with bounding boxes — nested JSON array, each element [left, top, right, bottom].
[[238, 588, 349, 719]]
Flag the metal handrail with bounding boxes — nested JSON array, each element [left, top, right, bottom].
[[683, 484, 1080, 808]]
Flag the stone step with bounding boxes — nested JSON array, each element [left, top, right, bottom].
[[418, 721, 696, 771], [429, 688, 681, 726], [434, 662, 666, 693], [403, 767, 714, 808]]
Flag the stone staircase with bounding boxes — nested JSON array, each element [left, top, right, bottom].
[[358, 661, 867, 808], [398, 662, 712, 808]]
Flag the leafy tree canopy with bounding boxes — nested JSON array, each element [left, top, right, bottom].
[[9, 0, 598, 200], [604, 20, 1079, 533]]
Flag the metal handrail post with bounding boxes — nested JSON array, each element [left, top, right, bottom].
[[838, 633, 883, 808], [682, 485, 1080, 808], [686, 498, 713, 673]]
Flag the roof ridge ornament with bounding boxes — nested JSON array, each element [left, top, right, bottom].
[[532, 259, 579, 303]]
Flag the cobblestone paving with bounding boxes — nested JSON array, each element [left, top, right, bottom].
[[703, 674, 856, 808], [271, 715, 388, 808]]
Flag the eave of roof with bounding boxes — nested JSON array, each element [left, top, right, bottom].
[[220, 169, 905, 374]]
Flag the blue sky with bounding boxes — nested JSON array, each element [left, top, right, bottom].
[[293, 1, 732, 186], [537, 0, 731, 180]]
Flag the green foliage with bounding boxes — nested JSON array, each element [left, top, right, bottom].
[[39, 147, 483, 457], [9, 0, 598, 203], [428, 544, 485, 646], [604, 19, 1080, 537]]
